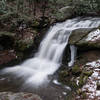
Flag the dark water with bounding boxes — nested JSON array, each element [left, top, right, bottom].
[[0, 74, 72, 100]]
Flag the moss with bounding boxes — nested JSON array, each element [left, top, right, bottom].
[[0, 31, 15, 37], [79, 75, 88, 87], [76, 89, 82, 95], [16, 42, 27, 51], [60, 70, 69, 77], [58, 70, 69, 84], [76, 35, 100, 50], [15, 38, 33, 51], [97, 81, 100, 90], [31, 20, 40, 27], [83, 70, 93, 76], [81, 92, 87, 99], [72, 65, 81, 75], [76, 89, 87, 99], [71, 82, 79, 89]]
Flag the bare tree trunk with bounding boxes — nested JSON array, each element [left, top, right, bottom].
[[42, 0, 48, 17], [33, 0, 37, 17]]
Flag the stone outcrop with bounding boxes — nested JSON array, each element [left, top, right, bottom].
[[69, 28, 100, 50], [76, 29, 100, 49], [69, 28, 93, 45]]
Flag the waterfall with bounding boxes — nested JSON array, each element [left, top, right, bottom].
[[1, 17, 100, 87], [68, 45, 77, 67]]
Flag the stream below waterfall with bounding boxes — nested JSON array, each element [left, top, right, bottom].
[[0, 17, 100, 100]]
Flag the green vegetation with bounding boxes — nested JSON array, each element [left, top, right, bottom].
[[0, 0, 100, 17], [69, 0, 100, 15]]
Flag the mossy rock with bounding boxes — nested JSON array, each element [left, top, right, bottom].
[[15, 39, 33, 51], [76, 89, 82, 95], [78, 75, 88, 87], [59, 70, 69, 77], [76, 90, 87, 99], [69, 28, 93, 45], [72, 65, 81, 75], [75, 29, 100, 49], [83, 70, 93, 76], [0, 31, 15, 37], [55, 6, 74, 21], [76, 39, 100, 49], [71, 82, 79, 89]]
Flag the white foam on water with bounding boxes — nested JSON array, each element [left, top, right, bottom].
[[68, 45, 77, 67]]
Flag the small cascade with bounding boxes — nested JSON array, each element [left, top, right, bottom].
[[68, 45, 77, 67], [1, 17, 100, 87]]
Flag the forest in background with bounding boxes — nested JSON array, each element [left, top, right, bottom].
[[0, 0, 100, 17]]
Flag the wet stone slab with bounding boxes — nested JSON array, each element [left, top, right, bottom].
[[0, 92, 42, 100]]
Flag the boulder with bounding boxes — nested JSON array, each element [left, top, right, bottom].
[[55, 6, 74, 21], [76, 29, 100, 49], [69, 28, 93, 45], [0, 92, 42, 100]]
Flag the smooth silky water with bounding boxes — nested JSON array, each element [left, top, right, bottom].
[[0, 17, 100, 100]]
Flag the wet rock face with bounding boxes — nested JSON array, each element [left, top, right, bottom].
[[69, 28, 93, 45], [76, 29, 100, 49], [69, 28, 100, 50], [0, 92, 42, 100]]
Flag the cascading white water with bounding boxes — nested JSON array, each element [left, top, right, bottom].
[[68, 45, 77, 67], [1, 17, 100, 87]]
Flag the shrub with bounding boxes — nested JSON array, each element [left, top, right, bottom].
[[70, 0, 100, 16]]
